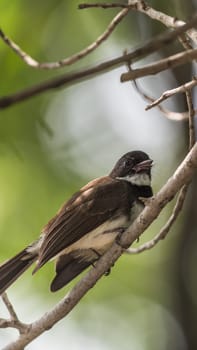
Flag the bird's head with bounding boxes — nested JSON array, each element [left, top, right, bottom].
[[109, 150, 153, 186]]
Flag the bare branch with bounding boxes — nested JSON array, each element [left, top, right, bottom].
[[121, 48, 197, 82], [2, 142, 197, 350], [2, 293, 19, 321], [126, 71, 196, 256], [178, 33, 194, 51], [186, 90, 196, 149], [1, 293, 29, 334], [1, 8, 196, 71], [0, 8, 129, 69], [80, 1, 197, 43], [146, 77, 197, 110], [133, 80, 196, 120], [79, 2, 129, 9], [1, 14, 197, 110], [128, 0, 197, 44]]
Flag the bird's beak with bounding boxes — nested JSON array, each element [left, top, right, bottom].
[[133, 159, 153, 173]]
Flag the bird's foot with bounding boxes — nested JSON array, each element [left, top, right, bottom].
[[115, 227, 127, 248], [104, 268, 111, 276], [139, 196, 152, 206]]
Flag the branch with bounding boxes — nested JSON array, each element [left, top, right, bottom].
[[0, 8, 129, 69], [80, 1, 197, 44], [133, 78, 195, 121], [79, 3, 129, 9], [146, 77, 197, 110], [126, 75, 196, 255], [132, 76, 197, 119], [121, 48, 197, 82], [3, 142, 197, 350], [1, 293, 29, 334], [128, 0, 197, 44], [1, 6, 196, 71], [1, 14, 197, 110], [186, 90, 196, 149], [126, 62, 195, 121], [2, 293, 19, 321]]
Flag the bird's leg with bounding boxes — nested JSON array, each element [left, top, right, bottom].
[[90, 249, 111, 276], [90, 249, 101, 268], [115, 227, 127, 248], [105, 227, 126, 275]]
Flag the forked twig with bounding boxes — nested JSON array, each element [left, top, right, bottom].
[[146, 77, 197, 110], [1, 293, 29, 334]]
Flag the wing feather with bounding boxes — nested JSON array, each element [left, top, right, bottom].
[[36, 177, 133, 269]]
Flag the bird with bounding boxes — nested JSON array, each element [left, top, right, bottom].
[[0, 150, 153, 294]]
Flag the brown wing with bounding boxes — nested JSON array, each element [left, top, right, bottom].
[[36, 176, 134, 270]]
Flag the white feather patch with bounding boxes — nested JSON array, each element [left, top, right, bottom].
[[117, 173, 150, 186]]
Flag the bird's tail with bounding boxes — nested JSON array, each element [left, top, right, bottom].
[[0, 244, 38, 295]]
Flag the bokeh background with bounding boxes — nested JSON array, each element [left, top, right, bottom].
[[0, 0, 197, 349]]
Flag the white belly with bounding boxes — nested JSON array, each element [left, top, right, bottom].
[[60, 201, 144, 257], [62, 215, 128, 255]]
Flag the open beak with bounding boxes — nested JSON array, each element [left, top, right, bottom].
[[133, 159, 153, 173]]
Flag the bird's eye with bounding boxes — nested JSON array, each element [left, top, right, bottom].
[[124, 158, 133, 167]]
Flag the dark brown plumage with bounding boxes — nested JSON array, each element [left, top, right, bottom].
[[0, 151, 153, 294]]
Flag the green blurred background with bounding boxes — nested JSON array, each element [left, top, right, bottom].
[[0, 0, 197, 349]]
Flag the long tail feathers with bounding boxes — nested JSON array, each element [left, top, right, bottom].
[[0, 247, 37, 295]]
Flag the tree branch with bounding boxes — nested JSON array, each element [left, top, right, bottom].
[[128, 0, 197, 44], [186, 90, 196, 149], [121, 48, 197, 82], [1, 14, 197, 109], [79, 3, 129, 9], [80, 1, 197, 43], [1, 293, 29, 334], [0, 7, 129, 69], [3, 142, 197, 350], [133, 79, 195, 120], [126, 73, 196, 255], [146, 77, 197, 110]]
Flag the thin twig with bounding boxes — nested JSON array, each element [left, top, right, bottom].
[[121, 48, 197, 82], [126, 57, 194, 119], [178, 34, 194, 51], [2, 293, 19, 321], [1, 293, 29, 334], [146, 77, 197, 110], [80, 1, 197, 43], [0, 8, 129, 69], [79, 2, 129, 9], [1, 9, 197, 71], [128, 0, 197, 44], [133, 79, 196, 120], [1, 43, 197, 110], [0, 12, 196, 108], [186, 90, 196, 148]]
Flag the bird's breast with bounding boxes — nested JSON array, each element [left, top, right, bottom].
[[58, 215, 129, 258], [56, 201, 144, 261]]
